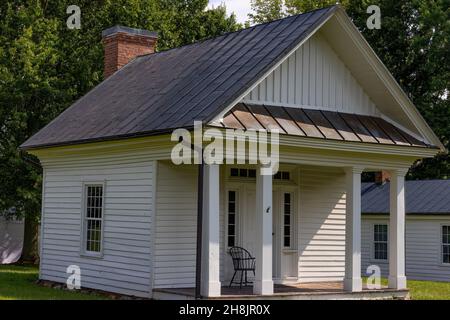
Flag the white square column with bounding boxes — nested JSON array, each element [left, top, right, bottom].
[[344, 167, 363, 292], [254, 167, 274, 295], [200, 164, 221, 297], [388, 169, 407, 290]]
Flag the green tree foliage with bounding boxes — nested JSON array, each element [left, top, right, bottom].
[[0, 0, 240, 261], [248, 0, 449, 180], [285, 0, 349, 14], [248, 0, 285, 24]]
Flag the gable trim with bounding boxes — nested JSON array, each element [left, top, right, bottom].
[[333, 9, 444, 150], [211, 6, 444, 151]]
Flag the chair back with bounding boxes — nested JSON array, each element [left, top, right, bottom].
[[229, 246, 255, 270]]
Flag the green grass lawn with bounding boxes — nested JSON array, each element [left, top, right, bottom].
[[0, 264, 108, 300], [365, 277, 450, 300], [2, 264, 450, 300]]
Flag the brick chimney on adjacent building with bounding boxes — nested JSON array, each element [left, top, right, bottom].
[[102, 26, 158, 79], [375, 170, 391, 185]]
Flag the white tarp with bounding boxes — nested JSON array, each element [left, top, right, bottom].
[[0, 217, 24, 264]]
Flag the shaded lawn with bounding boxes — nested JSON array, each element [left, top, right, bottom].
[[0, 264, 107, 300], [366, 277, 450, 300]]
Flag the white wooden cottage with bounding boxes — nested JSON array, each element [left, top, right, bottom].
[[21, 6, 444, 299]]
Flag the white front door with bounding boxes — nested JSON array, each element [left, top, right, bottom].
[[224, 185, 298, 283], [241, 189, 256, 261], [273, 190, 298, 282]]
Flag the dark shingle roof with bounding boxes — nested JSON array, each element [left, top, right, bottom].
[[21, 6, 337, 149], [362, 180, 450, 215], [210, 103, 429, 147]]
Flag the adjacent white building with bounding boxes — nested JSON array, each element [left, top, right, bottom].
[[362, 179, 450, 282]]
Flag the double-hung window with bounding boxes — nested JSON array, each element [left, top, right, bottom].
[[443, 226, 450, 264], [83, 184, 104, 255], [373, 224, 388, 260]]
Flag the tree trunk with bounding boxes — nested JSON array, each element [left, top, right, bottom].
[[20, 214, 39, 264]]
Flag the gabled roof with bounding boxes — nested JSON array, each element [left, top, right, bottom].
[[211, 103, 430, 147], [362, 180, 450, 215], [21, 6, 337, 150]]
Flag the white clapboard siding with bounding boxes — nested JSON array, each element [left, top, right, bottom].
[[40, 151, 154, 298], [298, 166, 346, 282], [153, 162, 198, 288], [362, 216, 450, 282], [242, 32, 379, 116]]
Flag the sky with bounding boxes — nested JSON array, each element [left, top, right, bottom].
[[208, 0, 253, 24]]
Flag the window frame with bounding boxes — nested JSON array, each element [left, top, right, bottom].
[[441, 224, 450, 266], [226, 189, 238, 249], [372, 223, 389, 262], [80, 182, 105, 258]]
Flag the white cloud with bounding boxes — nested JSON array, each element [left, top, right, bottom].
[[208, 0, 253, 24]]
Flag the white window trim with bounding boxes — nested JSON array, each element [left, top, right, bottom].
[[80, 181, 106, 259], [371, 223, 389, 262], [225, 189, 239, 249], [441, 224, 450, 266]]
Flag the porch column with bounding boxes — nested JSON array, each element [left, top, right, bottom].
[[201, 164, 221, 297], [344, 167, 363, 292], [254, 167, 274, 295], [388, 169, 407, 290]]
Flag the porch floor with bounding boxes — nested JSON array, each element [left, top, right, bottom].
[[153, 281, 409, 300]]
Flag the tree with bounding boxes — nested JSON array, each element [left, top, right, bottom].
[[248, 0, 449, 180], [248, 0, 285, 24], [0, 0, 241, 262], [285, 0, 349, 14]]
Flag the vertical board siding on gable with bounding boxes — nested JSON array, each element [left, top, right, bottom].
[[153, 162, 198, 288], [40, 151, 154, 298], [362, 217, 450, 282], [298, 166, 346, 282], [242, 32, 379, 116]]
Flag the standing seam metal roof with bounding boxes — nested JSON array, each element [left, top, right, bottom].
[[210, 103, 430, 147], [21, 6, 337, 149], [362, 180, 450, 214]]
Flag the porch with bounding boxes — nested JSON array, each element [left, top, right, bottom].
[[153, 160, 410, 299], [153, 282, 409, 300]]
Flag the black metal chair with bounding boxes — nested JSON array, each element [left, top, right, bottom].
[[228, 246, 256, 288]]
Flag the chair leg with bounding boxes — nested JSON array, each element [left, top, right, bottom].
[[245, 270, 248, 286], [229, 270, 237, 288], [239, 270, 244, 289]]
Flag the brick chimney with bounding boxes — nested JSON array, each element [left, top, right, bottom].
[[102, 26, 158, 79], [375, 171, 391, 185]]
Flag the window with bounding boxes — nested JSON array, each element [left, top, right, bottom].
[[274, 171, 290, 181], [373, 224, 388, 260], [443, 226, 450, 264], [230, 168, 290, 180], [283, 193, 292, 248], [83, 185, 104, 254], [227, 191, 237, 247], [230, 168, 256, 178]]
